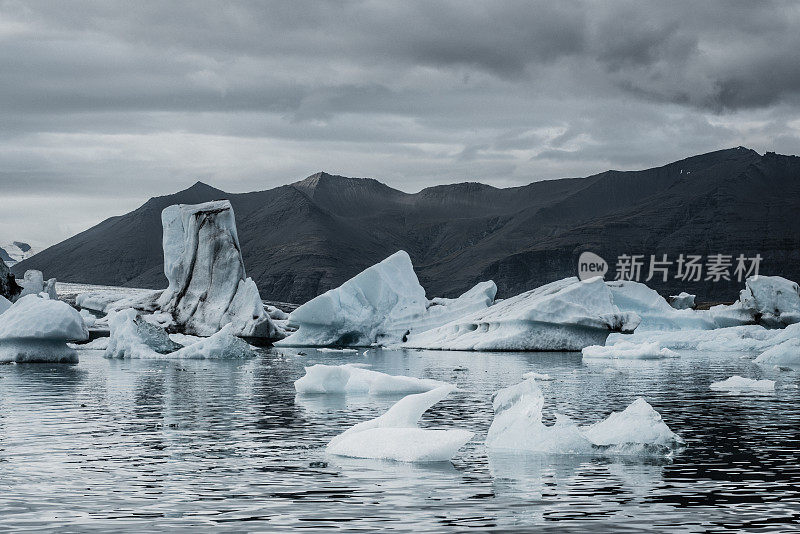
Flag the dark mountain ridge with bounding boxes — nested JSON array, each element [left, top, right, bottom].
[[14, 147, 800, 303]]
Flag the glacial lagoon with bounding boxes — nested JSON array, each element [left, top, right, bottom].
[[2, 347, 799, 532]]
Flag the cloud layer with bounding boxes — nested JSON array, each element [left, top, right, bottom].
[[2, 0, 800, 245]]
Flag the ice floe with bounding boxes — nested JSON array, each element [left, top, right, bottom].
[[669, 292, 696, 310], [0, 294, 88, 363], [403, 277, 640, 351], [295, 363, 448, 395], [278, 250, 495, 347], [709, 375, 776, 392], [104, 309, 182, 359], [582, 341, 678, 360], [166, 325, 256, 359], [326, 385, 473, 462], [486, 377, 683, 456], [156, 200, 283, 340], [607, 280, 719, 331]]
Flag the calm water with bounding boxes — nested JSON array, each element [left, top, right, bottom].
[[1, 347, 799, 532]]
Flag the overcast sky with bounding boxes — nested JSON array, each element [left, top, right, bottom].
[[2, 1, 800, 247]]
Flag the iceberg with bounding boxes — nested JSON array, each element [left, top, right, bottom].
[[486, 377, 683, 456], [295, 363, 448, 395], [326, 385, 473, 462], [278, 250, 496, 347], [0, 294, 89, 363], [403, 277, 640, 351], [709, 375, 776, 392], [486, 377, 593, 454], [156, 200, 282, 339], [105, 309, 256, 359], [738, 275, 800, 327], [580, 398, 685, 452], [669, 292, 695, 310], [104, 309, 182, 359], [582, 341, 678, 360], [754, 338, 800, 369], [167, 325, 256, 359]]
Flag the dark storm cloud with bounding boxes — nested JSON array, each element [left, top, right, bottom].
[[1, 0, 799, 245]]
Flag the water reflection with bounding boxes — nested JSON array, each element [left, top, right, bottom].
[[0, 348, 798, 531]]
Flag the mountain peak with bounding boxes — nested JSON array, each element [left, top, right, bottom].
[[184, 180, 224, 194]]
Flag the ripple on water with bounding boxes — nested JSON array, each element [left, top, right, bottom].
[[0, 348, 799, 531]]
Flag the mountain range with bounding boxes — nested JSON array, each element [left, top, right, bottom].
[[13, 147, 800, 304]]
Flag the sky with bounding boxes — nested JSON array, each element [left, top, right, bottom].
[[2, 0, 800, 247]]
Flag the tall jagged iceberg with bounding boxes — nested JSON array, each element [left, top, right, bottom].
[[277, 250, 496, 347], [403, 277, 640, 351], [156, 200, 282, 339]]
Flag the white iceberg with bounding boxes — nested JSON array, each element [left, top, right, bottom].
[[167, 325, 256, 359], [156, 200, 282, 339], [326, 385, 473, 462], [70, 337, 110, 351], [606, 324, 775, 352], [105, 309, 256, 359], [581, 398, 685, 452], [738, 275, 800, 327], [709, 375, 776, 392], [582, 341, 678, 360], [278, 250, 496, 347], [486, 378, 683, 456], [522, 371, 553, 381], [295, 364, 448, 395], [754, 338, 800, 369], [403, 277, 640, 351], [104, 309, 182, 359], [486, 377, 593, 454], [669, 292, 695, 310], [0, 294, 89, 363]]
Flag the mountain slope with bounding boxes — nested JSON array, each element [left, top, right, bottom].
[[14, 148, 800, 303]]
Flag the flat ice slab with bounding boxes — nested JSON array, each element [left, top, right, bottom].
[[326, 385, 473, 462], [582, 341, 678, 360], [710, 375, 775, 392], [295, 364, 448, 395]]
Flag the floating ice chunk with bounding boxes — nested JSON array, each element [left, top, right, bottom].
[[582, 341, 678, 360], [486, 378, 593, 454], [167, 325, 256, 359], [79, 309, 97, 328], [104, 309, 181, 359], [316, 347, 358, 353], [404, 277, 640, 351], [522, 371, 553, 381], [669, 292, 695, 310], [754, 338, 800, 369], [278, 251, 496, 348], [709, 375, 776, 392], [487, 378, 683, 456], [326, 385, 473, 462], [156, 200, 283, 339], [581, 398, 685, 450], [295, 364, 448, 395], [17, 270, 44, 298], [606, 325, 775, 352], [738, 275, 800, 327], [0, 294, 88, 363]]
